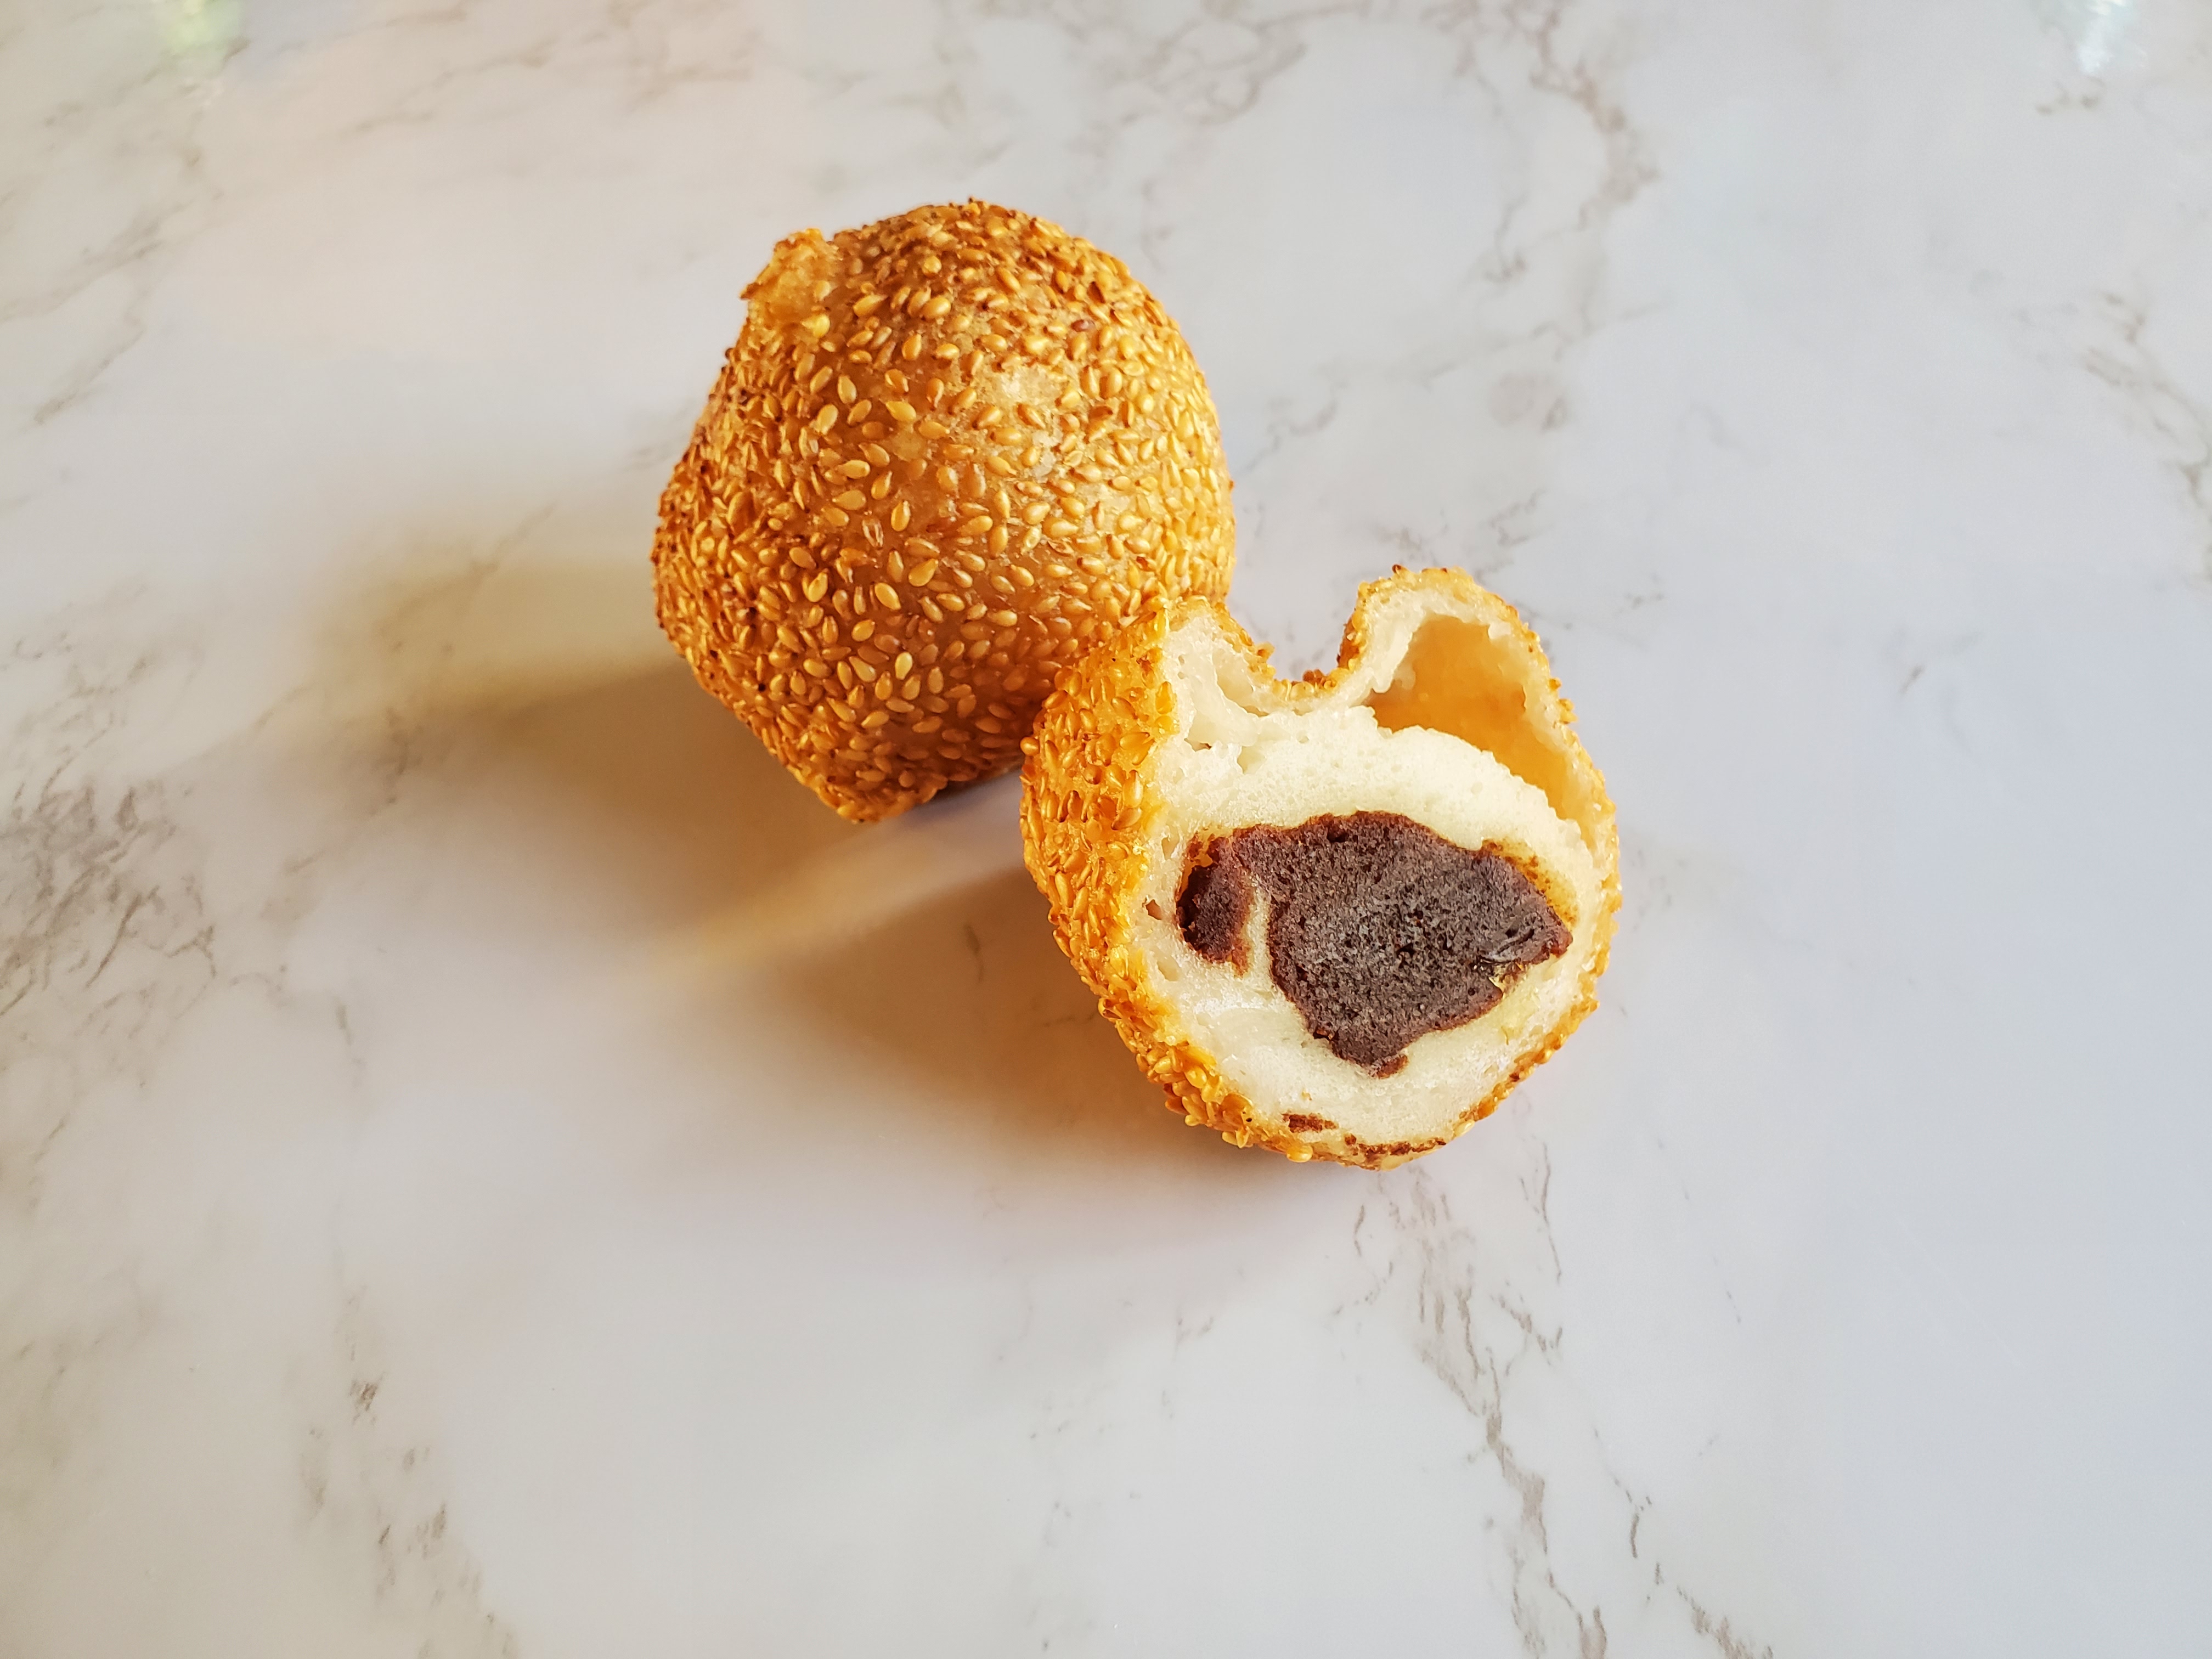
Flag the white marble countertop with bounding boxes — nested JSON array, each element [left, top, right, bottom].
[[6, 1, 2211, 1654]]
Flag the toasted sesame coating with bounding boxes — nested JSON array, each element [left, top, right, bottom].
[[653, 200, 1237, 821], [1019, 567, 1620, 1170]]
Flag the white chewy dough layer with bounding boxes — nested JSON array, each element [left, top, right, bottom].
[[1125, 608, 1606, 1152]]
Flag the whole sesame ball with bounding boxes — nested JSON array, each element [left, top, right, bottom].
[[652, 200, 1237, 822]]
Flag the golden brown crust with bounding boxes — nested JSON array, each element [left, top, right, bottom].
[[1019, 566, 1620, 1169], [653, 200, 1235, 821]]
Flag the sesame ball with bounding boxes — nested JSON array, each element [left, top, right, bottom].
[[1019, 568, 1619, 1169], [652, 200, 1237, 822]]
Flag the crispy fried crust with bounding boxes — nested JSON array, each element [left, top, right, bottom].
[[1019, 567, 1620, 1169], [654, 200, 1235, 822]]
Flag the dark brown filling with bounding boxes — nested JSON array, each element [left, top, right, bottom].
[[1176, 812, 1571, 1076]]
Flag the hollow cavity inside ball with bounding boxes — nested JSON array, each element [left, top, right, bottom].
[[653, 200, 1237, 822]]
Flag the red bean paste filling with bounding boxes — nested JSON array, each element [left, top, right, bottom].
[[1176, 812, 1571, 1077]]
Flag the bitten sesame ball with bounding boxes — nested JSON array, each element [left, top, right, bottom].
[[653, 200, 1237, 822], [1019, 568, 1620, 1170]]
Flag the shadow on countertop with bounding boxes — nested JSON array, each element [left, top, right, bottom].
[[285, 550, 1275, 1182]]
